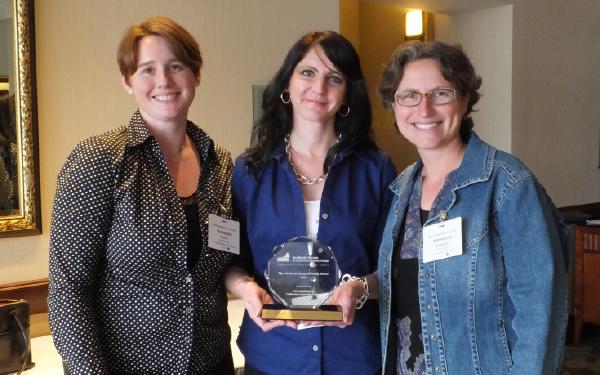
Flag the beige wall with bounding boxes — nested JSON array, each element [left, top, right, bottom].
[[359, 2, 419, 171], [4, 0, 600, 284], [339, 0, 360, 51], [512, 0, 600, 207], [340, 2, 512, 171], [435, 5, 513, 153], [344, 0, 599, 208], [342, 1, 512, 171], [0, 0, 339, 284], [342, 1, 513, 171]]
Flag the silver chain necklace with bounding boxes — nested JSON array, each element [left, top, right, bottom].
[[284, 134, 328, 185]]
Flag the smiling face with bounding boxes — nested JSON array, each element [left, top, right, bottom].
[[121, 35, 198, 128], [392, 58, 468, 153], [287, 46, 347, 127]]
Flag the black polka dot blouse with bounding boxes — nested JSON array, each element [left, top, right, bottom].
[[0, 157, 13, 214], [48, 111, 235, 374]]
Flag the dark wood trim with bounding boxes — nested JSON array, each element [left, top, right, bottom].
[[559, 202, 600, 225], [0, 278, 238, 314], [0, 278, 48, 314]]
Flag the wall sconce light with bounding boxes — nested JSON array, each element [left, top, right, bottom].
[[404, 9, 434, 42], [405, 9, 423, 38]]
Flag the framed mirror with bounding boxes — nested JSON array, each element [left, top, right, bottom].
[[0, 0, 40, 237]]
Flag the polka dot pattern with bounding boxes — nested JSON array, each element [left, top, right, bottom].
[[48, 111, 234, 374], [0, 157, 13, 214]]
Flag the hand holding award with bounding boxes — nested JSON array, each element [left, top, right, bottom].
[[261, 236, 343, 321]]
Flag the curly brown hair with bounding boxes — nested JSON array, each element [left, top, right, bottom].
[[378, 41, 482, 142]]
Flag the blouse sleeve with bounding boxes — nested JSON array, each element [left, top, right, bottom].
[[371, 156, 397, 267], [495, 175, 569, 373], [215, 148, 234, 219], [231, 157, 254, 276], [48, 138, 118, 374]]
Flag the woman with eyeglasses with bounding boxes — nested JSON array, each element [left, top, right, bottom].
[[375, 41, 570, 374]]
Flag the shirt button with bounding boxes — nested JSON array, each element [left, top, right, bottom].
[[430, 334, 437, 340], [185, 276, 192, 283], [321, 213, 328, 220], [186, 306, 193, 313], [425, 273, 430, 278], [427, 304, 433, 309], [312, 345, 319, 351], [434, 365, 441, 372]]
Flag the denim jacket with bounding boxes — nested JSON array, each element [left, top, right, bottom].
[[378, 133, 570, 375]]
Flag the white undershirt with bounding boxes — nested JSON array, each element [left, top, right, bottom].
[[304, 200, 320, 240], [298, 199, 325, 330]]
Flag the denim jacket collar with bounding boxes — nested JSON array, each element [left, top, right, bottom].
[[389, 132, 494, 223]]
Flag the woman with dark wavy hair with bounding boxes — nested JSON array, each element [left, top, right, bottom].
[[226, 31, 396, 375]]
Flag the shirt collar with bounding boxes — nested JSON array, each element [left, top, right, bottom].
[[125, 110, 152, 148], [445, 132, 494, 189], [124, 110, 215, 164], [271, 138, 357, 165]]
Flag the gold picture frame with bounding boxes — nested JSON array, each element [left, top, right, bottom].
[[0, 0, 41, 237]]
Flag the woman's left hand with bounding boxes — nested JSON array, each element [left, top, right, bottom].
[[298, 278, 363, 329]]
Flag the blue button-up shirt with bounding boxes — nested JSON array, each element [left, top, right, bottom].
[[232, 142, 396, 375]]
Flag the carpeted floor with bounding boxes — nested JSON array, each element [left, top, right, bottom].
[[564, 325, 600, 375]]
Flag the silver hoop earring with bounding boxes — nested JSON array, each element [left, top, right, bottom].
[[280, 91, 291, 104], [338, 105, 350, 117]]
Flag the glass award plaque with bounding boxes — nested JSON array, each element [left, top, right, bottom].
[[261, 236, 343, 321]]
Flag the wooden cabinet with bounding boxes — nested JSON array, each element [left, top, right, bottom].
[[574, 225, 600, 343]]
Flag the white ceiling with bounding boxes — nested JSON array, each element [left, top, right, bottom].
[[362, 0, 513, 14]]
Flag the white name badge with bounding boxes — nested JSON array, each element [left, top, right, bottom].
[[422, 217, 463, 263], [208, 214, 240, 255]]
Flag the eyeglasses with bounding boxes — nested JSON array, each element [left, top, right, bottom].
[[394, 88, 456, 107]]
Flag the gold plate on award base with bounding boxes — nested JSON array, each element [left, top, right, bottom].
[[260, 304, 342, 321]]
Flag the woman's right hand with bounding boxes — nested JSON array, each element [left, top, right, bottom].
[[238, 280, 297, 331], [225, 266, 297, 331]]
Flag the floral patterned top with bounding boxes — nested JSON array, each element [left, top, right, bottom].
[[392, 176, 426, 375]]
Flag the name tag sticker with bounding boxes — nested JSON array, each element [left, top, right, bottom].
[[208, 214, 240, 255], [422, 217, 463, 263]]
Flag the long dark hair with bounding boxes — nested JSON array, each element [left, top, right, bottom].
[[244, 31, 375, 172]]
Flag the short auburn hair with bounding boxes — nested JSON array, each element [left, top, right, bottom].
[[117, 16, 202, 80]]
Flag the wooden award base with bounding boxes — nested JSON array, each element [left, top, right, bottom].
[[260, 304, 342, 321]]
